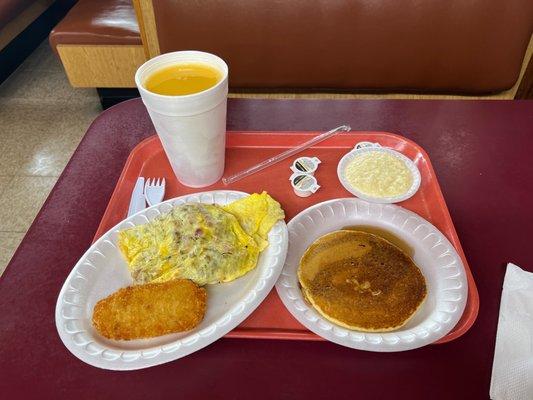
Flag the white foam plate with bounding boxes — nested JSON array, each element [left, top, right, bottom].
[[275, 198, 467, 352], [56, 190, 288, 370], [337, 147, 421, 203]]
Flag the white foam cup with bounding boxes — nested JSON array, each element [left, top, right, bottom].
[[135, 51, 228, 187]]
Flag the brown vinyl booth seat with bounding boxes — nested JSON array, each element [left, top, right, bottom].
[[1, 0, 63, 54], [1, 0, 76, 84], [51, 0, 533, 98], [1, 0, 51, 51], [49, 0, 146, 87], [0, 0, 36, 29]]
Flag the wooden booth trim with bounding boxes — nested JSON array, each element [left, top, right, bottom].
[[56, 44, 146, 88], [515, 35, 533, 99], [132, 0, 160, 59]]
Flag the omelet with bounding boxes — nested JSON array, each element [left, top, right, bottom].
[[118, 192, 284, 286], [222, 191, 285, 251]]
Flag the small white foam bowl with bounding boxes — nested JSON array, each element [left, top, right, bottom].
[[337, 147, 421, 204]]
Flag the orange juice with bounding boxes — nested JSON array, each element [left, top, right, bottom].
[[144, 62, 221, 96]]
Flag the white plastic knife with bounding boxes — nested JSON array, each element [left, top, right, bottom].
[[127, 177, 146, 217]]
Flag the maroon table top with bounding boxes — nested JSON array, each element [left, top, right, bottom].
[[1, 98, 533, 399]]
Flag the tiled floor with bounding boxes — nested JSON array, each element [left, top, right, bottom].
[[0, 41, 101, 275]]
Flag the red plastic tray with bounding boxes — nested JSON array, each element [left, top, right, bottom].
[[94, 131, 479, 343]]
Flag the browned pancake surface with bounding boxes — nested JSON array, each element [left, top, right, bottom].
[[298, 230, 427, 332]]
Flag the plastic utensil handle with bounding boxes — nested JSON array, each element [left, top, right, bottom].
[[222, 124, 351, 185]]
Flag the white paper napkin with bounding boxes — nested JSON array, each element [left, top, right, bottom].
[[490, 263, 533, 400]]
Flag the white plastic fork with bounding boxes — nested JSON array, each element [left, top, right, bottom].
[[144, 178, 166, 207]]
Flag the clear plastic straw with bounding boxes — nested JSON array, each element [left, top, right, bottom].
[[222, 124, 351, 185]]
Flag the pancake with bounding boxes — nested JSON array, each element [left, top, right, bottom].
[[298, 230, 427, 332]]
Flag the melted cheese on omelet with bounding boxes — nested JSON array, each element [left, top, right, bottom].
[[118, 193, 284, 286]]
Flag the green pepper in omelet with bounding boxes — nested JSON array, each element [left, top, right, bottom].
[[118, 192, 285, 286]]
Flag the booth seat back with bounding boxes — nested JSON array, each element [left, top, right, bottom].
[[140, 0, 533, 95]]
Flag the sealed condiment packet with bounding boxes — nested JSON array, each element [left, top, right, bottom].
[[290, 157, 321, 175], [354, 141, 381, 150], [289, 173, 320, 197]]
